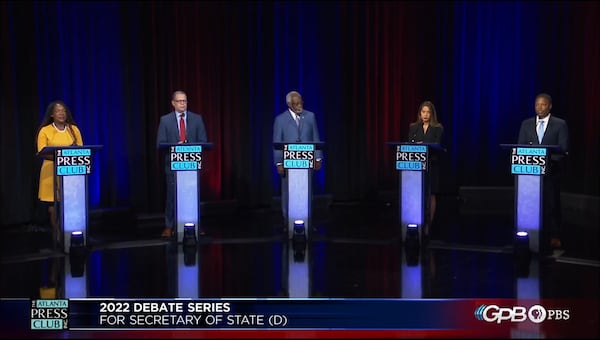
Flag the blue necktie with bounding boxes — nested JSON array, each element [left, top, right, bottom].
[[295, 114, 302, 142], [537, 120, 544, 144]]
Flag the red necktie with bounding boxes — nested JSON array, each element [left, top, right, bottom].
[[179, 114, 186, 142]]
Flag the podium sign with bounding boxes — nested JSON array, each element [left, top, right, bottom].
[[40, 145, 102, 253], [169, 145, 203, 171], [283, 144, 316, 169], [161, 143, 212, 243], [275, 142, 324, 239], [396, 144, 428, 171], [510, 147, 548, 175], [56, 148, 93, 175], [501, 144, 559, 253]]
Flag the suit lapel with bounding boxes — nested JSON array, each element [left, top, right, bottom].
[[540, 116, 558, 144], [171, 112, 180, 140]]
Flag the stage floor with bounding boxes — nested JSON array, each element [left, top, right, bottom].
[[1, 194, 598, 337]]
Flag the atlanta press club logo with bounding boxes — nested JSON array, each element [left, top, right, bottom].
[[474, 304, 570, 324], [30, 299, 69, 330]]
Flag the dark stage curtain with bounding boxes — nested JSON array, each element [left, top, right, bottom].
[[1, 1, 598, 226]]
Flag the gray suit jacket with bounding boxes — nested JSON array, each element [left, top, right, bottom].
[[272, 109, 323, 164]]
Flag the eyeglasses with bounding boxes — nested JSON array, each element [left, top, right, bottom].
[[174, 100, 187, 103]]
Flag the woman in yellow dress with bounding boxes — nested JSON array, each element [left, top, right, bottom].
[[36, 101, 83, 244]]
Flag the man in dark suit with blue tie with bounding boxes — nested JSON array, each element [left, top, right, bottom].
[[156, 90, 207, 237], [518, 93, 569, 251], [273, 91, 323, 235]]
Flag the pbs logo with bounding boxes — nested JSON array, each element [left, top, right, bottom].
[[527, 305, 547, 323]]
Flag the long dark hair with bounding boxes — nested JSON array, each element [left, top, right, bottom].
[[36, 100, 80, 145], [412, 100, 443, 128]]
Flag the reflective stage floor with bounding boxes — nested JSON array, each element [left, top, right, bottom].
[[1, 193, 599, 337]]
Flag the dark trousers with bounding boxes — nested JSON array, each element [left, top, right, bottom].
[[542, 174, 562, 240], [165, 172, 175, 229], [541, 158, 564, 251]]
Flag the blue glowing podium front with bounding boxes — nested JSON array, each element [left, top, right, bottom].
[[274, 142, 324, 239], [387, 142, 443, 244], [500, 144, 563, 253], [38, 145, 103, 253], [160, 142, 213, 243]]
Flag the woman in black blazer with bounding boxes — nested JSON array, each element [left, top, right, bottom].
[[407, 101, 444, 237]]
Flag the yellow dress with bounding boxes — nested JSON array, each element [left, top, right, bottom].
[[37, 124, 84, 202]]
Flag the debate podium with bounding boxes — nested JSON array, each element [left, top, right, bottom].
[[38, 145, 102, 253], [500, 144, 563, 253], [160, 142, 213, 243], [387, 142, 443, 244], [274, 142, 324, 239]]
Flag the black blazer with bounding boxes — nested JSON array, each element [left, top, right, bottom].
[[408, 122, 444, 144]]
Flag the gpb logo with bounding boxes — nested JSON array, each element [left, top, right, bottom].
[[474, 304, 547, 324]]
